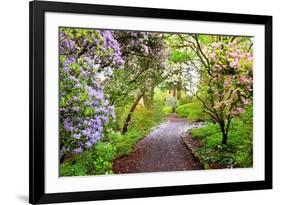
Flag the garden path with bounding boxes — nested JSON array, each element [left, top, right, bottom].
[[113, 114, 203, 173]]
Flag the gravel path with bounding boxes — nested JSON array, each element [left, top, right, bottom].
[[113, 114, 203, 174]]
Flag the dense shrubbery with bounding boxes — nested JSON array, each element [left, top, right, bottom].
[[162, 106, 173, 115], [190, 105, 253, 168], [178, 96, 193, 105], [175, 101, 209, 121], [60, 141, 116, 176]]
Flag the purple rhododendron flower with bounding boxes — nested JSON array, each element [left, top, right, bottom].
[[66, 39, 76, 51], [63, 120, 74, 132], [73, 147, 83, 154], [85, 141, 92, 148], [73, 133, 81, 139]]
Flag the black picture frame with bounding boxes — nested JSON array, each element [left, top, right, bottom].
[[29, 1, 272, 204]]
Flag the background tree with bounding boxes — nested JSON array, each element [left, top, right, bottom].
[[162, 34, 200, 112], [104, 31, 168, 133]]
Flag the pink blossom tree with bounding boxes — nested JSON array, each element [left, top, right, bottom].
[[194, 36, 253, 144]]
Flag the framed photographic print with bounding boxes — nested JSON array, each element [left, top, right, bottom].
[[29, 0, 272, 204]]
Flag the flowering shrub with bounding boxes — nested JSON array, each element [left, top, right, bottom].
[[205, 40, 253, 117], [197, 38, 253, 144], [59, 28, 124, 158]]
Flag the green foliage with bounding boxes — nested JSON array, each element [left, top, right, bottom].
[[191, 123, 221, 141], [131, 108, 155, 131], [178, 95, 193, 105], [60, 142, 116, 176], [60, 162, 87, 176], [112, 105, 130, 130], [190, 105, 253, 168], [110, 129, 141, 157], [170, 50, 192, 63], [175, 102, 209, 121], [162, 106, 173, 115]]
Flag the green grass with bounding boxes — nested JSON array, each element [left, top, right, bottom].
[[190, 105, 253, 168], [175, 102, 209, 121]]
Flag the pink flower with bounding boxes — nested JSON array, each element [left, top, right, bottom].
[[229, 52, 238, 58], [241, 97, 250, 105], [247, 56, 253, 62], [236, 107, 245, 113], [212, 42, 221, 50], [239, 53, 246, 58], [239, 76, 247, 84], [246, 52, 252, 57], [246, 86, 252, 92], [230, 59, 238, 68], [224, 80, 230, 87], [210, 52, 216, 59], [214, 102, 222, 109]]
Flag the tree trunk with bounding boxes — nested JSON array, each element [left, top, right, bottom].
[[221, 131, 227, 145], [177, 81, 181, 100], [173, 85, 176, 98], [122, 94, 143, 134], [172, 85, 177, 113], [218, 121, 228, 145]]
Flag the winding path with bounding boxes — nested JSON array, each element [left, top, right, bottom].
[[113, 114, 203, 174]]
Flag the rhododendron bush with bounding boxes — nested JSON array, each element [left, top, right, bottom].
[[59, 28, 124, 158]]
